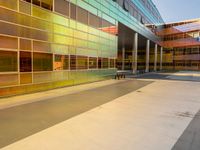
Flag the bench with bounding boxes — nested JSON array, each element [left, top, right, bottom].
[[115, 71, 126, 80]]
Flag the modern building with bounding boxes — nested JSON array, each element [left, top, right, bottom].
[[157, 19, 200, 71], [0, 0, 165, 97], [4, 0, 200, 97]]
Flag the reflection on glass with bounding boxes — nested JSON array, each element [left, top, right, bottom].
[[54, 54, 69, 70], [33, 41, 51, 52], [102, 58, 109, 68], [77, 56, 88, 70], [20, 39, 32, 51], [54, 0, 69, 16], [20, 51, 32, 72], [20, 73, 32, 84], [70, 55, 76, 70], [0, 51, 17, 72], [0, 35, 18, 49], [0, 74, 18, 86], [110, 59, 115, 68], [33, 52, 53, 71], [89, 57, 97, 69], [98, 58, 102, 69]]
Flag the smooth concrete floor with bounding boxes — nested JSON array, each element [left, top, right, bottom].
[[1, 72, 200, 150], [137, 71, 200, 82], [0, 79, 151, 149], [172, 110, 200, 150]]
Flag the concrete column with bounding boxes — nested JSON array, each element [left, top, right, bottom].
[[52, 0, 55, 12], [132, 33, 138, 73], [160, 47, 163, 70], [145, 39, 150, 73], [154, 44, 158, 71], [122, 47, 125, 70]]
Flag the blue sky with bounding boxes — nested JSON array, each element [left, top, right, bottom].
[[152, 0, 200, 23]]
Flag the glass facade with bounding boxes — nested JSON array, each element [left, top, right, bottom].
[[157, 19, 200, 71], [113, 0, 164, 25], [0, 0, 163, 97]]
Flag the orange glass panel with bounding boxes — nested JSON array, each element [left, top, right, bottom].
[[20, 39, 32, 51], [0, 35, 18, 49], [20, 73, 32, 84], [33, 41, 51, 52], [0, 74, 18, 87], [54, 55, 69, 70]]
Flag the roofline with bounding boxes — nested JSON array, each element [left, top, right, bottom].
[[164, 18, 200, 25]]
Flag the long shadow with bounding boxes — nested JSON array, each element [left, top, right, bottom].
[[135, 72, 200, 83], [172, 110, 200, 150]]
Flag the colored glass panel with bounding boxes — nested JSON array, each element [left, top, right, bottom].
[[0, 51, 17, 72]]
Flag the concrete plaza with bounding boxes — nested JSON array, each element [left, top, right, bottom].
[[1, 71, 200, 150]]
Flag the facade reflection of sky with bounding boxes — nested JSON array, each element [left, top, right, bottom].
[[175, 21, 200, 33]]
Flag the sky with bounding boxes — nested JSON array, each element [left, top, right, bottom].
[[152, 0, 200, 23]]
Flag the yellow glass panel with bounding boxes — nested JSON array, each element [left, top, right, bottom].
[[32, 6, 52, 20], [0, 0, 18, 10], [77, 22, 88, 32], [33, 72, 52, 83], [53, 24, 73, 36], [74, 30, 88, 40], [51, 44, 68, 54], [69, 46, 76, 55], [19, 0, 31, 15], [31, 17, 52, 32], [74, 39, 87, 48], [20, 73, 32, 84], [52, 14, 69, 26], [53, 34, 66, 44]]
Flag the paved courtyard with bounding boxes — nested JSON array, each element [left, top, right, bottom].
[[1, 71, 200, 150]]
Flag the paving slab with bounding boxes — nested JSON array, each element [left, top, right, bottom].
[[0, 79, 150, 149], [172, 110, 200, 150], [2, 79, 200, 150]]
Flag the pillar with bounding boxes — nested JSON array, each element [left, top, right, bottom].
[[160, 47, 163, 70], [122, 47, 125, 70], [145, 39, 150, 72], [132, 33, 138, 73], [122, 36, 125, 70], [154, 44, 158, 71]]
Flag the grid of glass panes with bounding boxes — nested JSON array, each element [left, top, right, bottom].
[[0, 0, 117, 88]]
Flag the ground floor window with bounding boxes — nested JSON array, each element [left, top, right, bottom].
[[0, 50, 17, 72], [70, 55, 76, 70], [102, 58, 109, 68], [77, 56, 88, 70], [20, 51, 32, 72], [54, 55, 69, 70], [33, 52, 53, 71], [89, 57, 97, 69]]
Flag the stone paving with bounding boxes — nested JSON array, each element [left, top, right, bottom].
[[1, 71, 200, 150]]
